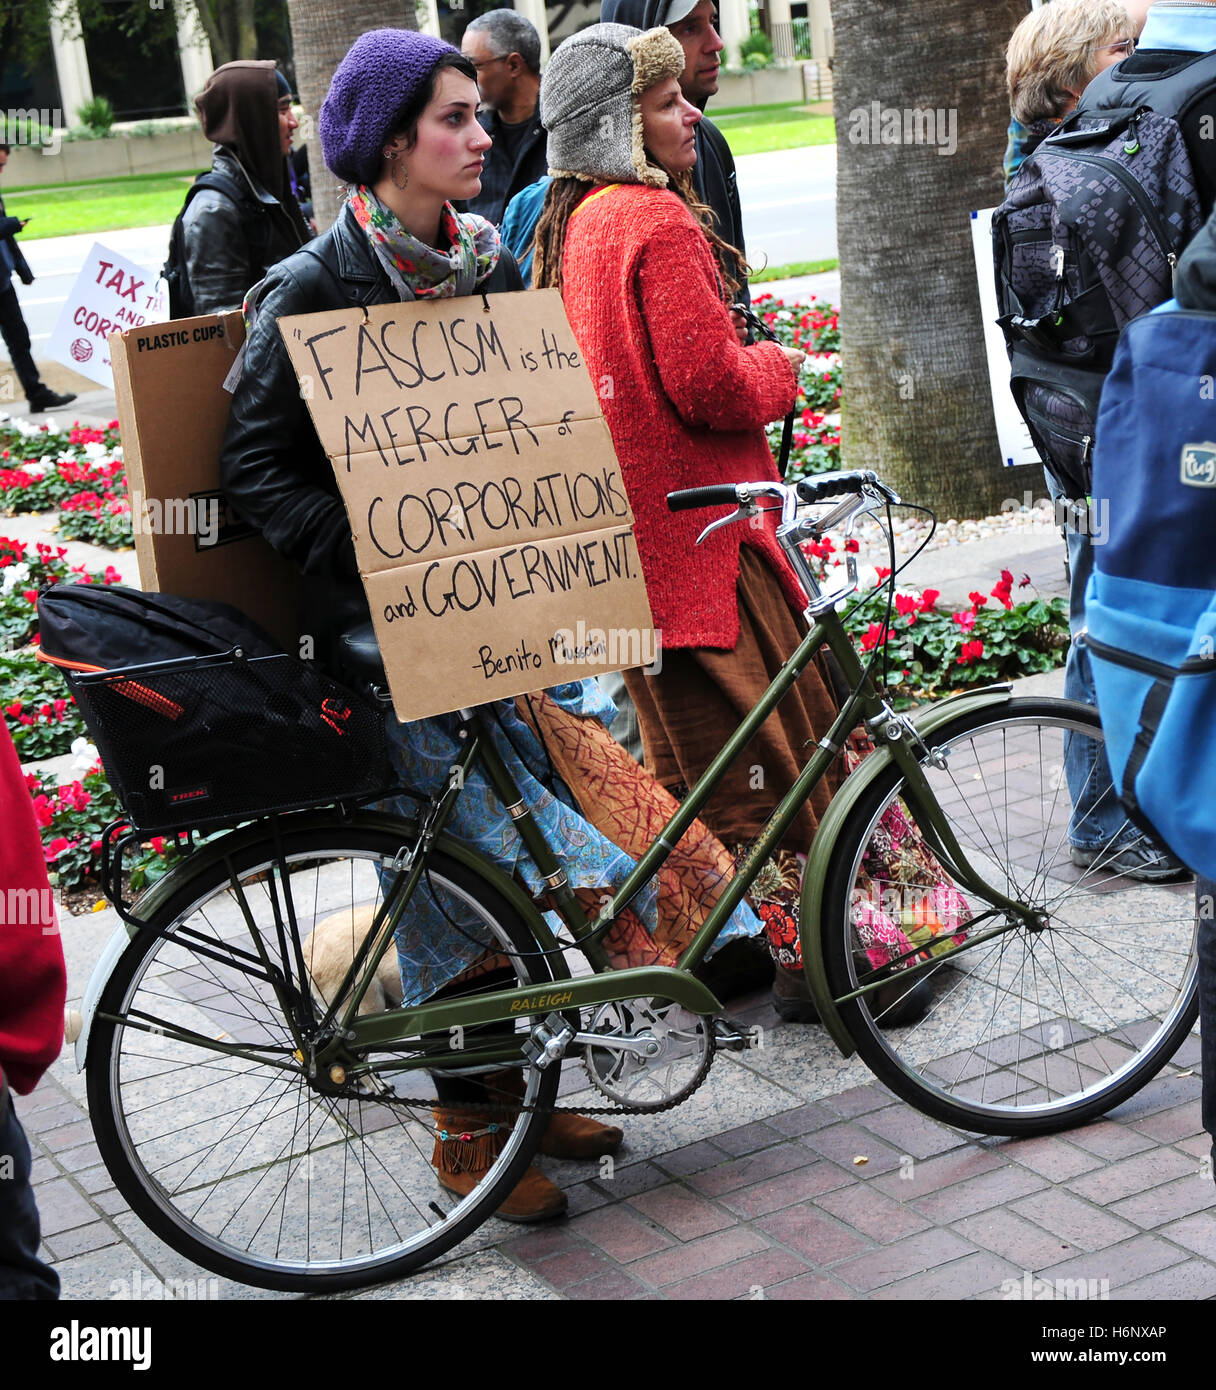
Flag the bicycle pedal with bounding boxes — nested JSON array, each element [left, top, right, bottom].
[[712, 1016, 753, 1053]]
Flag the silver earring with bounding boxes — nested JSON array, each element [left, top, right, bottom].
[[390, 152, 409, 191]]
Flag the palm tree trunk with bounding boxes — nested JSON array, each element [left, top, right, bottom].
[[831, 0, 1028, 519], [286, 0, 418, 232]]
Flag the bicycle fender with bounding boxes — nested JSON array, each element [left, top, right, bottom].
[[72, 809, 572, 1069], [74, 924, 140, 1072], [799, 684, 1014, 1057]]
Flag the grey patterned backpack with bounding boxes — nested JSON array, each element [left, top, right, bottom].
[[992, 106, 1203, 497]]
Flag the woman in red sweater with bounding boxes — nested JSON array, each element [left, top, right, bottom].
[[0, 722, 66, 1298], [534, 23, 841, 882]]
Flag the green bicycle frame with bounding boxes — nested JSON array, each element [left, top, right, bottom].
[[298, 592, 1028, 1078]]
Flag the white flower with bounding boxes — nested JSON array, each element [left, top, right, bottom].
[[81, 441, 106, 460], [22, 461, 49, 479], [69, 740, 99, 775], [0, 560, 30, 592]]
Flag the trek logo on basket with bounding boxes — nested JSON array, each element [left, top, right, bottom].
[[167, 785, 211, 806], [1181, 443, 1216, 487]]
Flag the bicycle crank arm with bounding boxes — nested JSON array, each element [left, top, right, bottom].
[[329, 966, 724, 1057]]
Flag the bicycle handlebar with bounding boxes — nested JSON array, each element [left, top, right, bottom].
[[666, 471, 899, 516], [666, 485, 745, 512]]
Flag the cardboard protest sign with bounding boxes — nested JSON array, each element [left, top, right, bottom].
[[110, 311, 301, 649], [279, 289, 656, 722], [970, 208, 1039, 470], [49, 242, 169, 389]]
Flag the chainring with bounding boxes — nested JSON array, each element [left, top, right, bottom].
[[582, 996, 715, 1113]]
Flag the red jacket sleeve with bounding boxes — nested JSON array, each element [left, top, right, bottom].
[[634, 199, 798, 431], [0, 724, 66, 1095]]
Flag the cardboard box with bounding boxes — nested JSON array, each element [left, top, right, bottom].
[[110, 312, 302, 650], [279, 289, 656, 723]]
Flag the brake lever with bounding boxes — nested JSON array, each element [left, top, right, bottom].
[[695, 498, 761, 546]]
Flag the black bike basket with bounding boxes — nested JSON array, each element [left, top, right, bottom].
[[65, 649, 390, 833]]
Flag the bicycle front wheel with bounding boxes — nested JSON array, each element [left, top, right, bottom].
[[87, 824, 562, 1293], [822, 698, 1198, 1137]]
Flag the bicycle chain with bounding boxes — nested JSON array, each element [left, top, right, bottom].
[[322, 1047, 716, 1119]]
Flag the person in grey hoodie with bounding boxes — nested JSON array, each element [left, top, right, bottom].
[[601, 0, 749, 312]]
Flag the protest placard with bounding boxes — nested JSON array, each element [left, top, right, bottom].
[[280, 289, 656, 722], [110, 311, 301, 649], [48, 242, 168, 390], [970, 208, 1039, 470]]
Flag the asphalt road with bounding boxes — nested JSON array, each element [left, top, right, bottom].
[[3, 143, 837, 359]]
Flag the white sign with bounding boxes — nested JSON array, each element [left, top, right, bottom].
[[970, 207, 1040, 469], [46, 242, 168, 389]]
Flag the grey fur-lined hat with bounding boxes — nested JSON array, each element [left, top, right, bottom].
[[540, 22, 686, 187]]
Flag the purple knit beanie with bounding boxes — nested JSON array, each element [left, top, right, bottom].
[[319, 29, 460, 185]]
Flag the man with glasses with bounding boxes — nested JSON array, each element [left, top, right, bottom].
[[460, 10, 546, 226]]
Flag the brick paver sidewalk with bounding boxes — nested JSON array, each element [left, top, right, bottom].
[[20, 977, 1214, 1301], [10, 377, 1215, 1303]]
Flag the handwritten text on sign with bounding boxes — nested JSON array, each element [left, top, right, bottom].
[[280, 290, 655, 722]]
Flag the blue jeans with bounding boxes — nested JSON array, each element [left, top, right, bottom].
[[0, 1090, 59, 1299], [1199, 879, 1216, 1171], [1044, 472, 1128, 849]]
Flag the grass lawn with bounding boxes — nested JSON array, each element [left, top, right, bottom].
[[750, 257, 837, 284], [713, 104, 835, 157], [3, 170, 203, 239]]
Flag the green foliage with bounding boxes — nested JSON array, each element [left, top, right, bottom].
[[840, 576, 1070, 709], [1, 651, 85, 759], [76, 96, 115, 135], [25, 762, 180, 895], [740, 31, 774, 62]]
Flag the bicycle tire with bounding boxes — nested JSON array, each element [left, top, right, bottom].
[[821, 697, 1198, 1137], [86, 825, 562, 1292]]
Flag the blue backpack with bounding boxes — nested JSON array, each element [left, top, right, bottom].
[[1085, 303, 1216, 876]]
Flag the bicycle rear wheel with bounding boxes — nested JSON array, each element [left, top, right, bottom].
[[822, 698, 1198, 1136], [87, 824, 561, 1292]]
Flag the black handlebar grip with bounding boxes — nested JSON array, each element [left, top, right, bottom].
[[794, 471, 872, 504], [666, 485, 742, 512]]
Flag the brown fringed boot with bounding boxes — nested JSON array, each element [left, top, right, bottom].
[[431, 1107, 567, 1223], [487, 1068, 623, 1160]]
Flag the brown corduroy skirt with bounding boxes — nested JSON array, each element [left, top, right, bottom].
[[623, 546, 845, 855]]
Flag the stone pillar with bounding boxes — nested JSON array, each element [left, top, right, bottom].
[[515, 0, 551, 65], [418, 0, 442, 39], [176, 1, 215, 105], [718, 0, 750, 69], [809, 0, 832, 62], [50, 0, 93, 124], [767, 0, 795, 63]]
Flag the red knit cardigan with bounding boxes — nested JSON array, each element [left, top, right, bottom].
[[560, 183, 800, 650], [0, 724, 65, 1096]]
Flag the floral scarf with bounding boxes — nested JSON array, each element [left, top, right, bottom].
[[347, 186, 501, 300]]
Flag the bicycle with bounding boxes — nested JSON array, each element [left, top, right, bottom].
[[60, 469, 1199, 1293]]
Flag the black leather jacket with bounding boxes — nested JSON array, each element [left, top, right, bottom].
[[183, 148, 310, 315], [220, 203, 523, 664]]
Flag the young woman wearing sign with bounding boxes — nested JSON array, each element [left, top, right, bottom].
[[219, 29, 765, 1223], [532, 23, 866, 1018]]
